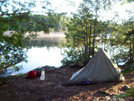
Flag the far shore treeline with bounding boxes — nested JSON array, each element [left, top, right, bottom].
[[7, 14, 71, 32]]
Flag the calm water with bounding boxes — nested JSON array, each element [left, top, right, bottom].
[[14, 32, 66, 74], [13, 32, 127, 74]]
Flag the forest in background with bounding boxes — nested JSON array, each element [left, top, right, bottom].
[[6, 14, 70, 33], [15, 14, 71, 32], [61, 0, 134, 69]]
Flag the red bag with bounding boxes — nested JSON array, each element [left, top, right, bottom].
[[27, 70, 37, 78]]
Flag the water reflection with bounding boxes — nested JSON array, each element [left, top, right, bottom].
[[14, 33, 66, 74], [14, 32, 128, 74], [24, 36, 65, 48]]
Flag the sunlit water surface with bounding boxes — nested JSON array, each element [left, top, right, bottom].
[[13, 32, 128, 75], [14, 47, 65, 74], [13, 32, 66, 74]]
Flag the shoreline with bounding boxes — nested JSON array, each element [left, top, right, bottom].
[[1, 65, 134, 100], [4, 31, 66, 37]]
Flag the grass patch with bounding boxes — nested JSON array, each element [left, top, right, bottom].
[[15, 73, 26, 76]]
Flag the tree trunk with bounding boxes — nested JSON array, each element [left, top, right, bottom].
[[92, 19, 96, 57], [132, 35, 134, 63], [85, 18, 88, 64], [104, 32, 107, 50], [89, 22, 92, 59], [92, 10, 97, 57], [130, 35, 132, 63]]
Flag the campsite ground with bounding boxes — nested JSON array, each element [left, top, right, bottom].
[[0, 66, 134, 101]]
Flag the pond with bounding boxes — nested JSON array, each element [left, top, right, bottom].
[[13, 32, 66, 74]]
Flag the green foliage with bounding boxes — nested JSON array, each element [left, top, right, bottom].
[[62, 0, 134, 68], [126, 88, 134, 97], [8, 14, 70, 33], [54, 15, 71, 32], [118, 88, 134, 98], [15, 73, 25, 76], [121, 0, 134, 5], [122, 63, 134, 74], [0, 39, 27, 76], [28, 14, 59, 33], [118, 93, 127, 98], [0, 6, 30, 76], [108, 19, 134, 66], [107, 45, 130, 65], [61, 48, 88, 67], [0, 0, 58, 77], [118, 56, 134, 99], [61, 1, 103, 67]]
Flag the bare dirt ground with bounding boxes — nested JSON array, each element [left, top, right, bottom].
[[0, 66, 134, 101]]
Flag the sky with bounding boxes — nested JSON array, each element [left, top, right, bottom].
[[31, 0, 83, 16], [49, 0, 83, 15], [30, 0, 134, 22], [108, 2, 134, 21], [2, 0, 134, 21]]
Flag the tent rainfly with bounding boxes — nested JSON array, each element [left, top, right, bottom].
[[65, 48, 125, 85]]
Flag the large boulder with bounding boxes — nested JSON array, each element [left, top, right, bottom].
[[34, 65, 56, 77]]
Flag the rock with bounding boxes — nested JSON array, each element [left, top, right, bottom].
[[34, 68, 41, 77], [111, 95, 125, 101], [120, 85, 131, 91], [34, 65, 56, 76], [105, 96, 111, 100], [42, 65, 56, 71]]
